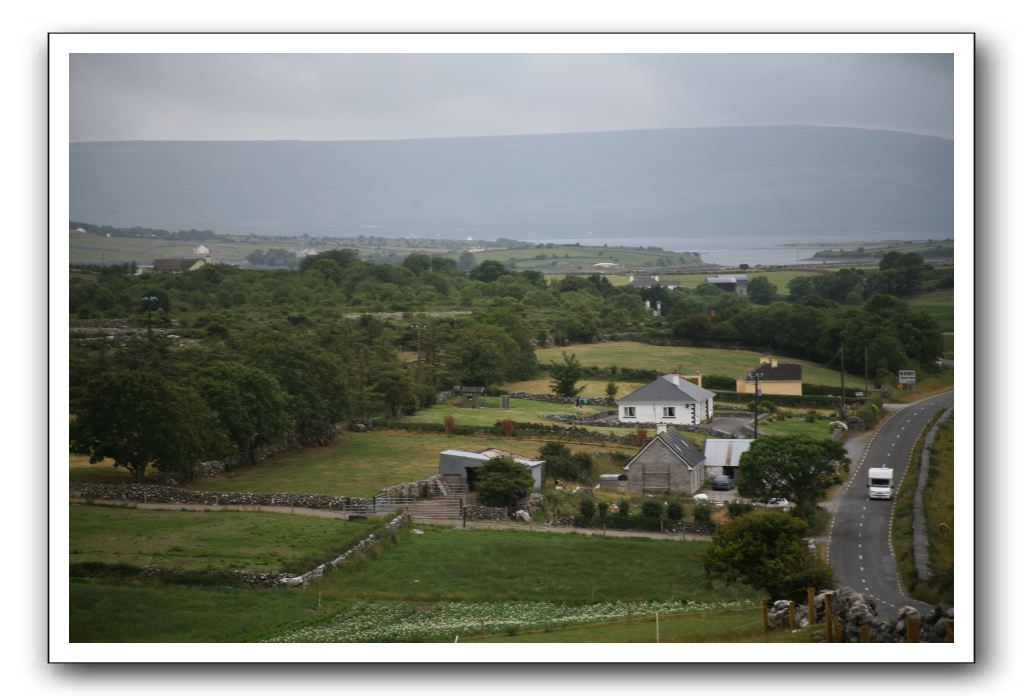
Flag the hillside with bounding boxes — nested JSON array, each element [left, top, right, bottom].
[[70, 126, 952, 241]]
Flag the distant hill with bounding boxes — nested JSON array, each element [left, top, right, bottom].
[[69, 126, 953, 241]]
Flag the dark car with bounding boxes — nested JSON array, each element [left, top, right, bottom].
[[711, 475, 735, 491]]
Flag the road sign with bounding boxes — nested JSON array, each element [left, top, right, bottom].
[[898, 370, 916, 385]]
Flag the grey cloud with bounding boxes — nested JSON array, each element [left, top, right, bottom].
[[70, 53, 953, 142]]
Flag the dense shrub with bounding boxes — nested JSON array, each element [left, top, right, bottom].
[[666, 501, 684, 521], [693, 503, 713, 524], [641, 499, 663, 519]]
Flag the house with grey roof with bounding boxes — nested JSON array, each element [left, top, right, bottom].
[[617, 373, 716, 425], [438, 448, 545, 491], [625, 429, 706, 495], [706, 274, 749, 295]]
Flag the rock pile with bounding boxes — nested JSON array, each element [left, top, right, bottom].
[[766, 586, 953, 643]]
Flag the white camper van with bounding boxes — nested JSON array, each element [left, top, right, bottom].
[[867, 467, 894, 500]]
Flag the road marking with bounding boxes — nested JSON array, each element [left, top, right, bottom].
[[859, 522, 863, 527], [860, 566, 864, 572], [858, 555, 863, 560]]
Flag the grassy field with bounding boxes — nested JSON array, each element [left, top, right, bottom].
[[545, 269, 827, 293], [885, 368, 954, 404], [756, 418, 838, 440], [405, 396, 609, 427], [535, 342, 845, 386], [70, 504, 381, 573], [69, 454, 134, 484], [320, 526, 754, 603], [463, 607, 813, 643], [70, 579, 341, 642], [905, 289, 954, 332], [498, 378, 645, 399], [470, 245, 702, 271], [186, 430, 633, 497]]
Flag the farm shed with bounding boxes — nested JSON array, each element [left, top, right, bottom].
[[624, 429, 706, 495], [703, 438, 753, 479], [438, 448, 544, 490], [597, 473, 627, 492]]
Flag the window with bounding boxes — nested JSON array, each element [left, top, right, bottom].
[[663, 407, 676, 418], [623, 407, 636, 418]]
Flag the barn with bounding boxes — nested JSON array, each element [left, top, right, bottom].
[[624, 429, 706, 495]]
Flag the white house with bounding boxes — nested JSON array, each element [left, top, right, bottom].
[[703, 438, 753, 479], [192, 244, 211, 256], [617, 374, 716, 425]]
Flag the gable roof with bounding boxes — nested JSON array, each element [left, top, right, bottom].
[[152, 258, 205, 272], [626, 429, 706, 470], [749, 362, 803, 381], [703, 438, 753, 468], [617, 374, 716, 405]]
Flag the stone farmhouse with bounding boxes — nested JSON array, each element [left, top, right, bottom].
[[617, 373, 716, 425], [624, 428, 706, 495]]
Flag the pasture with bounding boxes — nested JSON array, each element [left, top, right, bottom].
[[498, 378, 645, 399], [470, 245, 702, 271], [535, 342, 845, 386], [905, 289, 954, 332], [546, 269, 829, 293], [70, 504, 380, 573]]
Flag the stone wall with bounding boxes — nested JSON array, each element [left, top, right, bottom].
[[463, 504, 509, 521], [766, 586, 953, 643], [70, 482, 372, 511]]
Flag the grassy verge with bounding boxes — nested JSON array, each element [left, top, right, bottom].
[[319, 526, 753, 603], [535, 342, 845, 386], [70, 504, 382, 573], [920, 418, 954, 605], [756, 417, 837, 439], [892, 410, 953, 605]]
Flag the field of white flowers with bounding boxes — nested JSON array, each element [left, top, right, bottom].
[[268, 599, 757, 643]]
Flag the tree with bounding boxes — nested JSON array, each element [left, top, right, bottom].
[[549, 351, 584, 397], [747, 276, 777, 305], [737, 436, 848, 519], [469, 260, 509, 282], [701, 511, 835, 601], [605, 381, 619, 400], [190, 362, 290, 465], [71, 371, 229, 483], [474, 456, 534, 509]]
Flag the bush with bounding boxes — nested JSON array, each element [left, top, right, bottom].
[[597, 501, 610, 518], [618, 500, 630, 517], [641, 499, 663, 519], [578, 497, 596, 520], [693, 503, 712, 524], [727, 501, 754, 519], [666, 501, 684, 521], [804, 410, 819, 423]]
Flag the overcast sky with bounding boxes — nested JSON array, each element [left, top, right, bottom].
[[70, 53, 953, 142]]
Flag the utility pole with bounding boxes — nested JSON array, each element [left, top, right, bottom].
[[864, 347, 869, 396], [410, 323, 427, 382], [839, 347, 845, 415], [747, 371, 762, 439]]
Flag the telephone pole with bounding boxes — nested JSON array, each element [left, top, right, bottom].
[[839, 347, 845, 415], [747, 371, 762, 439], [864, 347, 869, 396]]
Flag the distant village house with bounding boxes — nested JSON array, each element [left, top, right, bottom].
[[152, 258, 208, 273], [735, 357, 804, 396], [705, 274, 749, 295], [617, 373, 715, 425], [627, 275, 680, 290]]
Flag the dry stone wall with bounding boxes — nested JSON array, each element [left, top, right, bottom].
[[69, 482, 372, 511]]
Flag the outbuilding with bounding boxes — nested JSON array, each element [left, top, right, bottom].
[[624, 429, 706, 495], [703, 438, 753, 479], [438, 448, 545, 491]]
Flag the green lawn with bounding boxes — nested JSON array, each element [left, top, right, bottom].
[[499, 378, 645, 399], [756, 418, 837, 440], [187, 430, 631, 497], [319, 526, 754, 603], [70, 579, 342, 642], [536, 342, 845, 386], [905, 290, 954, 332], [471, 245, 702, 271], [403, 396, 632, 436], [69, 454, 134, 484], [70, 505, 381, 573]]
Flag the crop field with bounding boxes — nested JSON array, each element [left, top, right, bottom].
[[319, 526, 754, 603], [187, 430, 632, 497], [905, 289, 954, 332], [470, 245, 702, 271], [70, 504, 381, 573], [535, 342, 845, 386]]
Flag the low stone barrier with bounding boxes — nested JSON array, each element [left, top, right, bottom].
[[69, 482, 372, 512], [463, 505, 509, 521], [766, 586, 953, 643]]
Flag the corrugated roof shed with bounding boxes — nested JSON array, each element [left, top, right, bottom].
[[703, 439, 753, 469]]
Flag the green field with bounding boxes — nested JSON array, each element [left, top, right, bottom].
[[470, 245, 702, 271], [905, 290, 954, 332], [546, 269, 831, 294], [70, 454, 133, 484], [499, 378, 645, 399], [186, 430, 630, 497], [756, 418, 838, 440], [319, 526, 753, 603], [535, 342, 845, 386], [70, 505, 380, 573]]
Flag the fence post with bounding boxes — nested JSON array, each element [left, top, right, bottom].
[[824, 594, 833, 643], [761, 599, 769, 632], [907, 615, 920, 643], [807, 587, 816, 624], [946, 620, 954, 642], [627, 601, 632, 624], [859, 625, 871, 643], [788, 601, 796, 630]]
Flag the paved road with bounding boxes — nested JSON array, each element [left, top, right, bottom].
[[827, 390, 954, 618]]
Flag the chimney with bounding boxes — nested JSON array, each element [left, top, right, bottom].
[[760, 356, 771, 365], [771, 358, 778, 368], [629, 275, 635, 283], [656, 424, 667, 434], [667, 373, 680, 386]]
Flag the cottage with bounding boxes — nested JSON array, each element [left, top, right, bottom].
[[706, 274, 749, 295], [192, 244, 211, 256], [152, 258, 208, 273], [625, 429, 706, 495], [617, 373, 715, 425], [438, 448, 544, 490], [735, 357, 804, 396], [703, 438, 753, 479]]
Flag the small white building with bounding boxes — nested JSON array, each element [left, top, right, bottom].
[[617, 374, 716, 425], [703, 438, 753, 479], [192, 244, 211, 256]]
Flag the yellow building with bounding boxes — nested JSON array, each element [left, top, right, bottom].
[[735, 357, 803, 396]]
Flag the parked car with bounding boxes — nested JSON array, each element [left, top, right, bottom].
[[711, 475, 735, 491], [766, 497, 791, 509]]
